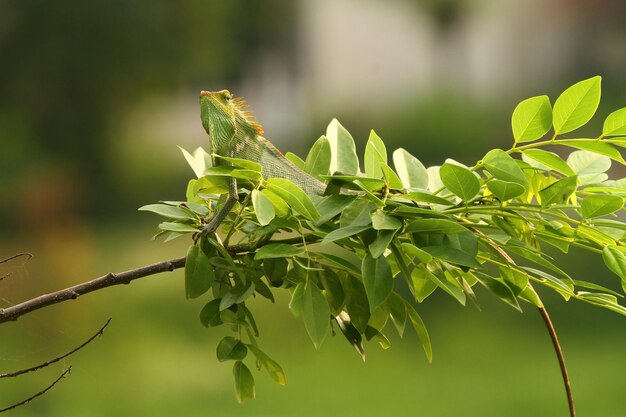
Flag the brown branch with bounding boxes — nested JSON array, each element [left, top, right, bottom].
[[0, 319, 111, 378], [0, 367, 71, 413], [0, 257, 186, 324], [474, 229, 576, 417]]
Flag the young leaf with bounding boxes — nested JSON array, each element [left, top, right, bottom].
[[138, 204, 195, 220], [553, 76, 602, 134], [482, 149, 527, 185], [393, 148, 429, 190], [285, 152, 305, 169], [185, 245, 214, 299], [538, 176, 578, 206], [404, 300, 432, 363], [251, 190, 275, 226], [265, 178, 321, 220], [602, 246, 626, 291], [364, 130, 387, 178], [247, 345, 286, 385], [326, 118, 359, 175], [486, 179, 526, 201], [304, 135, 331, 178], [233, 361, 255, 403], [439, 163, 479, 202], [511, 95, 552, 143], [179, 146, 211, 178], [560, 141, 624, 165], [521, 149, 576, 176], [581, 195, 623, 219], [603, 108, 626, 136], [254, 243, 303, 260], [216, 337, 248, 362], [302, 280, 331, 349]]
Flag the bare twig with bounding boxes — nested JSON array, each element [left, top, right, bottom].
[[0, 367, 71, 413], [475, 228, 575, 417], [0, 253, 33, 282], [0, 257, 186, 324], [0, 253, 33, 265], [0, 319, 111, 378]]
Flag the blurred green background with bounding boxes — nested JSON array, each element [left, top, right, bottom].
[[1, 1, 625, 415]]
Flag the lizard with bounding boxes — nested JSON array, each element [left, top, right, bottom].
[[199, 89, 364, 359], [199, 89, 327, 235]]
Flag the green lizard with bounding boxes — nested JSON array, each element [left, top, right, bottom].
[[199, 89, 364, 359], [199, 89, 326, 234]]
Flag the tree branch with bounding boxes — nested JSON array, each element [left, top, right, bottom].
[[0, 257, 186, 324], [0, 319, 111, 378], [0, 367, 71, 413]]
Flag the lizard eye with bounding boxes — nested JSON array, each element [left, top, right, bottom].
[[224, 93, 232, 102]]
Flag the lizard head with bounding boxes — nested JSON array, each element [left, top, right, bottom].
[[199, 90, 263, 151]]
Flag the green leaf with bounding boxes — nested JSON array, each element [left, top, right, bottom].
[[477, 274, 522, 312], [482, 149, 527, 185], [260, 189, 290, 217], [289, 283, 305, 317], [581, 195, 623, 219], [199, 299, 223, 327], [233, 361, 255, 403], [410, 266, 437, 302], [315, 194, 357, 225], [304, 135, 331, 178], [386, 292, 407, 337], [603, 108, 626, 136], [370, 210, 402, 230], [567, 149, 611, 175], [560, 141, 624, 165], [319, 270, 345, 315], [404, 300, 432, 362], [302, 280, 330, 349], [521, 149, 576, 176], [439, 163, 479, 202], [486, 179, 526, 201], [394, 192, 453, 206], [216, 337, 248, 362], [341, 274, 371, 333], [553, 76, 601, 134], [214, 155, 262, 172], [285, 152, 305, 169], [158, 222, 200, 233], [512, 95, 553, 143], [138, 204, 195, 220], [247, 345, 286, 385], [321, 224, 371, 245], [185, 245, 214, 299], [265, 178, 321, 220], [420, 266, 466, 305], [369, 229, 397, 259], [254, 243, 303, 260], [364, 130, 387, 178], [340, 200, 375, 227], [393, 148, 429, 190], [179, 146, 211, 178], [326, 118, 359, 175], [380, 163, 405, 189], [361, 253, 393, 310], [251, 190, 275, 226], [421, 246, 480, 268], [602, 246, 626, 291], [405, 218, 467, 234], [538, 176, 578, 206]]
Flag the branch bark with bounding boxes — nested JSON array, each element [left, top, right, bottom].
[[0, 257, 186, 324]]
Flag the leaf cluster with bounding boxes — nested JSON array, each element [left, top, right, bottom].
[[141, 76, 626, 402]]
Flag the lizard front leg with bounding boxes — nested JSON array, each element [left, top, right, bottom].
[[202, 175, 238, 234]]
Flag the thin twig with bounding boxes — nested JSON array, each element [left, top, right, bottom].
[[537, 305, 576, 417], [0, 319, 111, 378], [0, 367, 71, 413], [0, 253, 33, 265], [473, 227, 575, 417], [0, 253, 33, 282], [0, 257, 186, 324]]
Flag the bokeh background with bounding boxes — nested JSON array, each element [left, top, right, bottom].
[[1, 1, 626, 415]]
